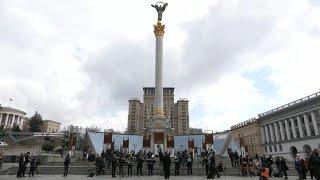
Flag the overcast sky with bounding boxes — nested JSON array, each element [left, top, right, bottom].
[[1, 0, 320, 132]]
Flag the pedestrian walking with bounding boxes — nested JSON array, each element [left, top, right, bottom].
[[280, 157, 288, 179], [295, 155, 303, 180], [260, 163, 269, 180]]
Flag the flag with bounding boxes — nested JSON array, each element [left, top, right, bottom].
[[167, 135, 174, 148], [188, 138, 194, 148], [123, 138, 129, 148], [143, 135, 151, 148], [205, 134, 213, 144], [104, 133, 112, 144]]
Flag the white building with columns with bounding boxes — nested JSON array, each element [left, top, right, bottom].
[[0, 105, 28, 130], [259, 91, 320, 160]]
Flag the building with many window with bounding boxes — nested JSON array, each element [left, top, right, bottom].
[[0, 105, 28, 131], [128, 87, 189, 135], [259, 91, 320, 160], [42, 120, 61, 133]]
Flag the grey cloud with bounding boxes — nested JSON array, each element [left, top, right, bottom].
[[80, 0, 280, 114]]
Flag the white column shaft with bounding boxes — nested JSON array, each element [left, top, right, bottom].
[[0, 113, 2, 124], [279, 121, 285, 141], [303, 113, 311, 136], [155, 36, 163, 110], [264, 126, 270, 143], [274, 122, 280, 142], [261, 127, 266, 144], [297, 116, 304, 138], [311, 111, 319, 135], [290, 118, 297, 139], [5, 114, 9, 128], [269, 124, 275, 142], [284, 119, 291, 140]]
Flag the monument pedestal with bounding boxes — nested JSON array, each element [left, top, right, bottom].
[[146, 115, 173, 153]]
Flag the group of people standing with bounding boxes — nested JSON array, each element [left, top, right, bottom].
[[16, 152, 39, 178], [294, 149, 320, 180]]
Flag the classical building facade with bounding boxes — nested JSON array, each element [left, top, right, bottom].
[[128, 87, 189, 135], [42, 120, 61, 133], [230, 118, 263, 156], [259, 91, 320, 160], [0, 105, 28, 130]]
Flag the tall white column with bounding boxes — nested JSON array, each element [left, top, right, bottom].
[[279, 121, 285, 141], [284, 119, 291, 140], [269, 124, 275, 142], [153, 22, 165, 116], [290, 117, 297, 139], [274, 122, 280, 142], [311, 111, 319, 135], [303, 113, 311, 136], [297, 116, 304, 138], [264, 125, 270, 143], [0, 113, 2, 124], [5, 114, 9, 129], [261, 127, 266, 144]]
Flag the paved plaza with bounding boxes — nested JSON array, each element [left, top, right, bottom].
[[0, 175, 300, 180]]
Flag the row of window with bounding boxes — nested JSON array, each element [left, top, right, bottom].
[[265, 144, 283, 153]]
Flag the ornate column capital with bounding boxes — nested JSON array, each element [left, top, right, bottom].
[[154, 22, 165, 37]]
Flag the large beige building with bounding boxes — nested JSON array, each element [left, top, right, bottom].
[[128, 87, 189, 135], [230, 118, 263, 156], [42, 120, 61, 133]]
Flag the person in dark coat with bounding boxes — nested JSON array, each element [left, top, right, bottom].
[[280, 156, 288, 179], [118, 155, 125, 177], [187, 154, 193, 175], [111, 152, 118, 178], [207, 154, 216, 179], [63, 154, 71, 177], [29, 156, 37, 177], [295, 155, 302, 180], [203, 156, 209, 176], [127, 156, 134, 177], [216, 160, 224, 178], [136, 154, 144, 176], [310, 149, 320, 180], [22, 152, 30, 177], [17, 153, 25, 178], [162, 152, 171, 179], [174, 156, 181, 176], [147, 155, 156, 176], [95, 156, 105, 175]]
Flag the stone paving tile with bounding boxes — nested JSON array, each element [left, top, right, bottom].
[[0, 175, 299, 180]]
